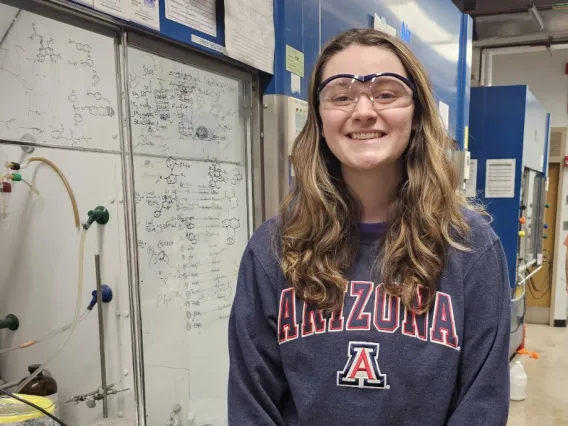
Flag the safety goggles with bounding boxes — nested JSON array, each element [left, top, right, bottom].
[[316, 72, 417, 112]]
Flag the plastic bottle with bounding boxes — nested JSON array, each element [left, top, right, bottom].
[[510, 360, 527, 401], [17, 364, 59, 414]]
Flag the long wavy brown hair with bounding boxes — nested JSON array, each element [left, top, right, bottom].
[[278, 28, 485, 315]]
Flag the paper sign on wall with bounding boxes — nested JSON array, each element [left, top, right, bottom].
[[225, 0, 275, 74], [130, 0, 160, 30], [166, 0, 217, 37], [465, 159, 478, 198], [286, 45, 304, 77], [291, 74, 301, 95], [485, 159, 516, 198], [94, 0, 130, 20]]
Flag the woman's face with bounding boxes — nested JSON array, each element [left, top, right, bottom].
[[318, 45, 416, 173]]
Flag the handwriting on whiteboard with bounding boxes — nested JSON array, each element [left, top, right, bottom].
[[135, 156, 247, 333], [0, 8, 120, 150], [127, 47, 244, 162]]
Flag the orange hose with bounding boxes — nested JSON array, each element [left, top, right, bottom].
[[25, 157, 80, 229]]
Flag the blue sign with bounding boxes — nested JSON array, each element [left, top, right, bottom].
[[401, 21, 412, 43]]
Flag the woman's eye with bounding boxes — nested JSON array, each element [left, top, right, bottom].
[[376, 92, 396, 101], [333, 96, 351, 102]]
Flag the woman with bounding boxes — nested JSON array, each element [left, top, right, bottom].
[[228, 28, 510, 425]]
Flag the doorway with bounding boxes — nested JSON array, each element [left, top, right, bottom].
[[526, 127, 566, 325]]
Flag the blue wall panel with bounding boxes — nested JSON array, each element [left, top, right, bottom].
[[469, 86, 527, 287]]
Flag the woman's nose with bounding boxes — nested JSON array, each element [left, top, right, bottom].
[[351, 94, 378, 123]]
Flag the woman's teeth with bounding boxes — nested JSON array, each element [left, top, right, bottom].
[[350, 132, 384, 140]]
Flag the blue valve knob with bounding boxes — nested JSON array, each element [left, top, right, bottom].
[[88, 285, 113, 310], [544, 224, 549, 229]]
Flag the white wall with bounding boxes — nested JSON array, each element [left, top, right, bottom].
[[491, 49, 568, 323], [493, 50, 568, 128]]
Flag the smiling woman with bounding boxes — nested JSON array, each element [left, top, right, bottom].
[[282, 29, 477, 314], [228, 28, 512, 426]]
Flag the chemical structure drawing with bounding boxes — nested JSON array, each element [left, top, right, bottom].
[[0, 14, 120, 152], [225, 190, 239, 210], [68, 91, 78, 103], [221, 217, 240, 245], [157, 157, 187, 185], [148, 246, 170, 268], [50, 128, 92, 146], [86, 91, 111, 103], [231, 168, 243, 185], [66, 38, 100, 87], [92, 70, 100, 87], [81, 58, 95, 68], [68, 39, 92, 53], [185, 232, 198, 245], [153, 192, 176, 218], [181, 215, 195, 230], [208, 163, 227, 190], [30, 24, 60, 64], [67, 90, 115, 126]]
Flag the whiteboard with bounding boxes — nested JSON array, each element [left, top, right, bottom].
[[0, 5, 120, 150], [134, 155, 249, 425], [130, 48, 251, 425], [127, 46, 244, 163]]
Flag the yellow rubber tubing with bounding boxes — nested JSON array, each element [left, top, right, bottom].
[[24, 157, 80, 229]]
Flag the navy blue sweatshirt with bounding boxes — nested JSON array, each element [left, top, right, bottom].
[[228, 209, 511, 425]]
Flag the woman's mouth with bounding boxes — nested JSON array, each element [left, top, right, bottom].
[[348, 131, 386, 140]]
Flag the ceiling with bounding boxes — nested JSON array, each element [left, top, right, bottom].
[[452, 0, 568, 45], [452, 0, 555, 16]]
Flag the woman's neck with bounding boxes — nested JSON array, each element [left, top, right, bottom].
[[341, 161, 404, 223]]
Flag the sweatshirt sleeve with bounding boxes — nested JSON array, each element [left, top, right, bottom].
[[446, 238, 511, 426], [227, 245, 288, 425]]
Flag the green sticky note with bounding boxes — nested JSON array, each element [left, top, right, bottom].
[[286, 45, 304, 77]]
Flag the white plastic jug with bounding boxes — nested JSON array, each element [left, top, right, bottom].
[[510, 360, 528, 401]]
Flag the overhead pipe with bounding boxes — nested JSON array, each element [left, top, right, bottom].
[[529, 4, 545, 31]]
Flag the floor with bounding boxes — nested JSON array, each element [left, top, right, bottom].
[[507, 323, 568, 425]]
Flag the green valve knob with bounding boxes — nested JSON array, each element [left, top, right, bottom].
[[543, 235, 548, 239], [0, 314, 19, 331], [84, 206, 110, 229], [10, 173, 21, 182], [545, 203, 550, 208]]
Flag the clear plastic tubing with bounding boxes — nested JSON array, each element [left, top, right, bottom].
[[14, 229, 87, 393]]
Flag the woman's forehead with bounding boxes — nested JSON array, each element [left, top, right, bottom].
[[321, 45, 408, 81]]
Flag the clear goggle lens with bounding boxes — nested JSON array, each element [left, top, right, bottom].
[[319, 76, 414, 111]]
